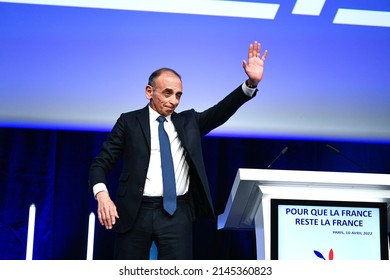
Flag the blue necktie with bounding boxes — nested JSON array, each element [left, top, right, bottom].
[[157, 116, 176, 215]]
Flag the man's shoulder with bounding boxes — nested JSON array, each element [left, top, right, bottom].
[[120, 106, 148, 118], [172, 108, 197, 119]]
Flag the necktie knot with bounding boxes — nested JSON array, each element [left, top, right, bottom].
[[157, 116, 166, 123]]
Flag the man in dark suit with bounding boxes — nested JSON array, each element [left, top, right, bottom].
[[89, 40, 268, 259]]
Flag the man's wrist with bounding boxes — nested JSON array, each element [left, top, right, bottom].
[[245, 79, 258, 89], [96, 190, 109, 200], [242, 82, 256, 97]]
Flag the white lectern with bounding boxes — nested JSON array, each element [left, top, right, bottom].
[[218, 169, 390, 260]]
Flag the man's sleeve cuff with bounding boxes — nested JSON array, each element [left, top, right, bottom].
[[93, 182, 108, 198], [242, 82, 257, 97]]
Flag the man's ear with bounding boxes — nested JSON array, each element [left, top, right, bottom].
[[145, 85, 153, 100]]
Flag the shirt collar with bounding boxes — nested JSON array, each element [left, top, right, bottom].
[[148, 105, 172, 123]]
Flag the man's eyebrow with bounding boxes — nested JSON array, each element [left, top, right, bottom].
[[162, 87, 174, 92], [162, 88, 182, 95]]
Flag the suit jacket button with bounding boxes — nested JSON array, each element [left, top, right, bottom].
[[138, 186, 144, 192]]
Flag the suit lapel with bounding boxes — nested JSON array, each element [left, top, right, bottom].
[[171, 113, 187, 149], [136, 106, 151, 149]]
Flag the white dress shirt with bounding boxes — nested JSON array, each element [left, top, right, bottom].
[[143, 107, 189, 196]]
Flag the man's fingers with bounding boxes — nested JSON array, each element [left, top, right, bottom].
[[248, 41, 265, 61], [242, 60, 248, 69], [98, 207, 110, 228], [254, 41, 260, 56], [109, 208, 119, 224], [98, 202, 118, 229], [262, 50, 268, 61]]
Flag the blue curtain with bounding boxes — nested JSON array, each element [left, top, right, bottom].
[[1, 128, 389, 259]]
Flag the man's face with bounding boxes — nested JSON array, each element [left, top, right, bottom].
[[146, 71, 183, 116]]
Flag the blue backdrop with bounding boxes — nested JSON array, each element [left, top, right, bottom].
[[1, 0, 389, 260]]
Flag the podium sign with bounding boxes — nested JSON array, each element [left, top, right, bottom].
[[218, 169, 390, 260]]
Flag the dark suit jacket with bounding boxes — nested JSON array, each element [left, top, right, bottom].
[[89, 84, 256, 233]]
